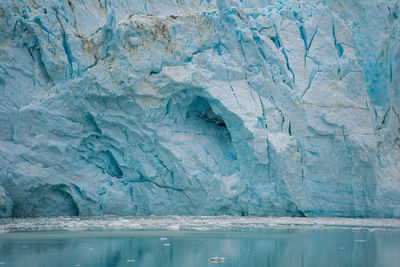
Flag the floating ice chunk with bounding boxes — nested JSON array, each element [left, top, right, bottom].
[[163, 243, 171, 247], [209, 257, 225, 263], [355, 240, 366, 243], [160, 237, 168, 240], [88, 248, 94, 251], [126, 259, 136, 262]]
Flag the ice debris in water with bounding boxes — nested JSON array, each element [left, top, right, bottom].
[[209, 257, 225, 263], [1, 216, 400, 233], [167, 225, 181, 231]]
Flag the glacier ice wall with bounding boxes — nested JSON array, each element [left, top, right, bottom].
[[0, 0, 399, 218]]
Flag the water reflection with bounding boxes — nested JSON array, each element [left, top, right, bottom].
[[0, 229, 399, 266]]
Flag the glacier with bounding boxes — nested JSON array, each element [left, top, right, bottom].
[[0, 0, 399, 218]]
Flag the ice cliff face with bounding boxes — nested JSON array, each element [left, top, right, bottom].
[[0, 0, 399, 218]]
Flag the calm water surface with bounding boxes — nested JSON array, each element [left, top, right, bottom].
[[0, 229, 399, 267]]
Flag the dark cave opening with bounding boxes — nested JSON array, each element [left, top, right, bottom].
[[185, 96, 236, 161]]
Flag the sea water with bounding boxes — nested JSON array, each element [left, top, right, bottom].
[[0, 216, 399, 267]]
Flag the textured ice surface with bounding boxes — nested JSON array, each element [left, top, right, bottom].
[[1, 216, 400, 233], [0, 0, 399, 218]]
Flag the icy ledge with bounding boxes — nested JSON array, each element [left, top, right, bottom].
[[1, 216, 400, 233]]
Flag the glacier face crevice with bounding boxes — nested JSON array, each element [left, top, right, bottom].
[[0, 0, 399, 218]]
